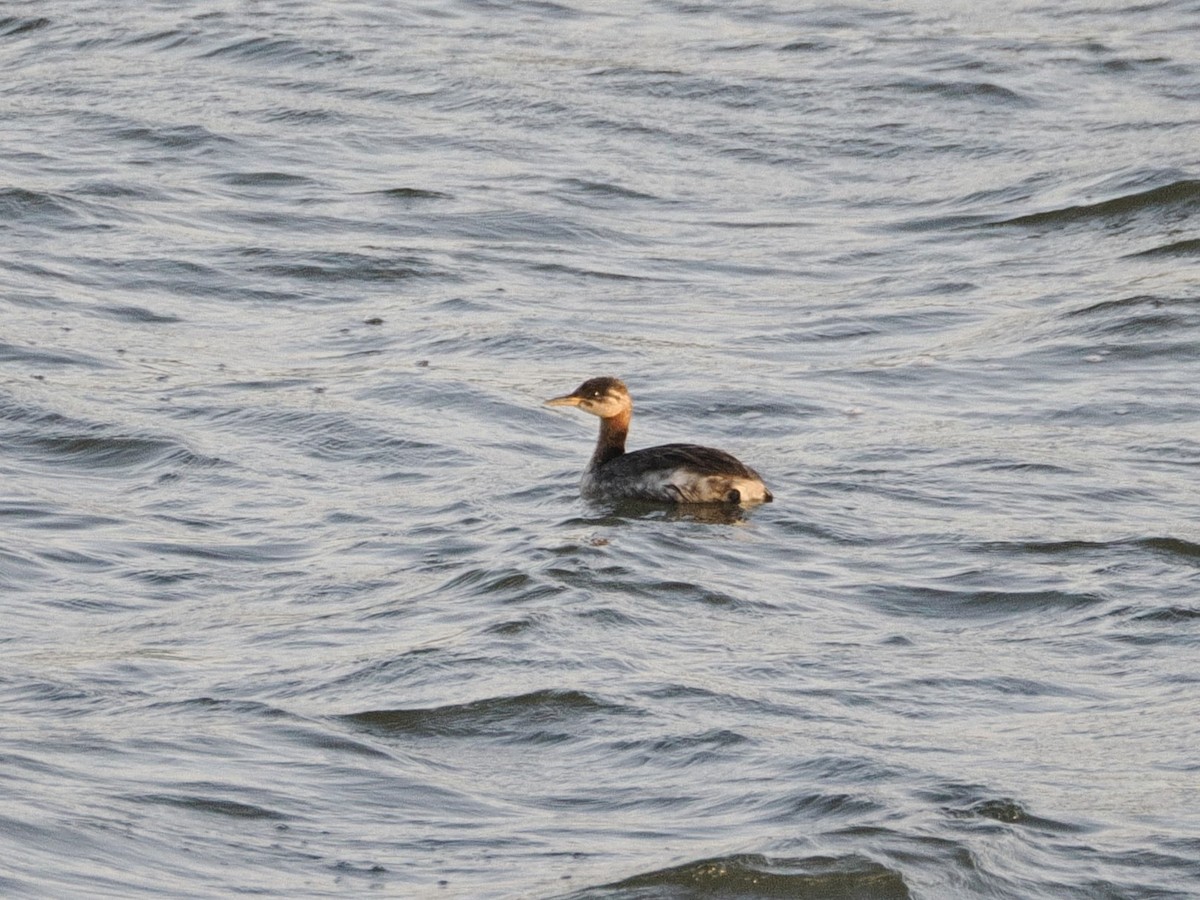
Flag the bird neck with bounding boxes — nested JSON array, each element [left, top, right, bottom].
[[590, 409, 629, 468]]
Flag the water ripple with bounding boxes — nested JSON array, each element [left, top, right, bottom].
[[3, 1, 1199, 897], [571, 853, 910, 900], [343, 689, 627, 740], [995, 178, 1200, 228]]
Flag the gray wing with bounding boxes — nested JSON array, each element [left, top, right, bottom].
[[604, 443, 763, 480]]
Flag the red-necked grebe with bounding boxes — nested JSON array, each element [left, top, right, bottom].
[[545, 376, 773, 505]]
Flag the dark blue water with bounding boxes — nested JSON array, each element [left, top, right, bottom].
[[2, 1, 1199, 897]]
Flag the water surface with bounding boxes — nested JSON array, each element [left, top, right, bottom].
[[2, 1, 1199, 897]]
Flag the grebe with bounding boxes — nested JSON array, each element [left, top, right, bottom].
[[545, 376, 773, 505]]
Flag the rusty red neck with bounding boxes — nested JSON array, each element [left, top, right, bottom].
[[590, 409, 630, 469]]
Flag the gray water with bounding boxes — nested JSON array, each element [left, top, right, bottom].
[[2, 1, 1199, 897]]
